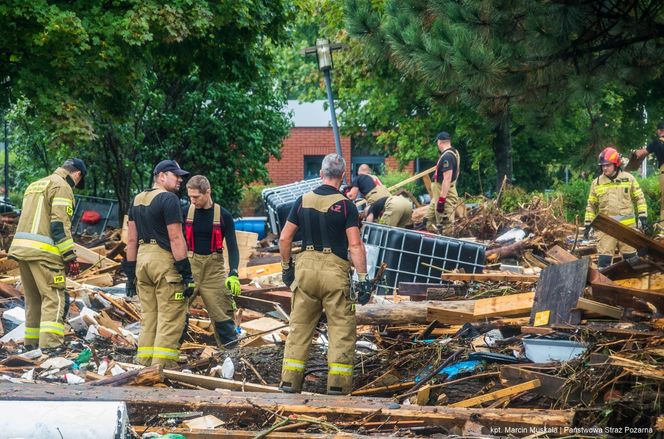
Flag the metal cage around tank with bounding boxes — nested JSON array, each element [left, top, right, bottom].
[[361, 222, 486, 295], [262, 178, 323, 236]]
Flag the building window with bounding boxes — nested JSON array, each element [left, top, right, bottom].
[[304, 155, 325, 180], [351, 155, 385, 175]]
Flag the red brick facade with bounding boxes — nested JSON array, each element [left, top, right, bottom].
[[266, 127, 413, 186], [266, 127, 352, 186]]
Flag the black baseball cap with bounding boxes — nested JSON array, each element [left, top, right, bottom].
[[657, 121, 664, 130], [64, 158, 87, 188], [153, 160, 190, 177], [435, 131, 451, 141]]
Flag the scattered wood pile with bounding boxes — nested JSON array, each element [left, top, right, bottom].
[[0, 202, 662, 437]]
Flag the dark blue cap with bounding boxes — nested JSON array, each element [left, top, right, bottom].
[[435, 131, 451, 141], [63, 158, 87, 188], [153, 160, 190, 177]]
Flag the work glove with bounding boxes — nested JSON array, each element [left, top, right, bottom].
[[583, 225, 591, 241], [282, 258, 295, 288], [122, 260, 137, 298], [225, 270, 241, 296], [65, 260, 80, 277], [638, 216, 649, 233], [354, 273, 374, 305], [436, 196, 446, 213], [174, 258, 196, 298]]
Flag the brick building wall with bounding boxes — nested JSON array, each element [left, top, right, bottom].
[[266, 127, 352, 186]]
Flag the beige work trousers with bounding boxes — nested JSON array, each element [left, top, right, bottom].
[[380, 195, 413, 228], [136, 244, 188, 368], [18, 260, 67, 348], [596, 230, 637, 258], [281, 251, 355, 394], [189, 252, 235, 346], [426, 182, 459, 232]]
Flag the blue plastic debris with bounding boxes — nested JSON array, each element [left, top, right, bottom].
[[438, 359, 482, 379]]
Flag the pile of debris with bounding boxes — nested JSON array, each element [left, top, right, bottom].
[[0, 197, 662, 437]]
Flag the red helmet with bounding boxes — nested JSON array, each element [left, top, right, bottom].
[[598, 146, 621, 167]]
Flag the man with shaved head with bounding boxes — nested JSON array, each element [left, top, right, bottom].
[[346, 164, 412, 228]]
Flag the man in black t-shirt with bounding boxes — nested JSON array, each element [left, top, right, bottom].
[[425, 131, 461, 234], [185, 175, 241, 348], [278, 153, 374, 395], [631, 121, 664, 225], [124, 159, 193, 368], [346, 164, 391, 204]]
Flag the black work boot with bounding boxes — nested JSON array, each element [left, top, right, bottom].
[[215, 319, 238, 348], [597, 255, 613, 270]]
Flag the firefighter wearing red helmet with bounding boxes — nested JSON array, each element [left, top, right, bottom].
[[584, 146, 648, 269]]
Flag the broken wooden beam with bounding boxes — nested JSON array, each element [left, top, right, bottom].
[[590, 280, 664, 311], [441, 273, 539, 283], [450, 379, 541, 408], [546, 245, 613, 285], [575, 297, 623, 319], [357, 300, 468, 326], [591, 213, 664, 260], [499, 366, 591, 404], [89, 364, 163, 387], [163, 369, 282, 393], [0, 382, 574, 430], [473, 292, 534, 318]]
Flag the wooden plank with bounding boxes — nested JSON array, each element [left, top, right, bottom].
[[0, 282, 21, 299], [77, 272, 114, 287], [134, 428, 368, 438], [351, 381, 415, 396], [0, 257, 18, 274], [473, 292, 534, 318], [163, 369, 282, 393], [240, 317, 284, 335], [592, 213, 664, 261], [529, 259, 588, 326], [546, 245, 613, 285], [74, 243, 118, 269], [235, 295, 282, 315], [450, 380, 541, 408], [356, 166, 437, 208], [0, 382, 575, 429], [575, 297, 623, 319], [416, 384, 431, 406], [426, 301, 477, 324], [441, 273, 539, 283], [591, 280, 664, 310], [499, 366, 591, 404], [88, 245, 107, 256], [238, 262, 282, 280]]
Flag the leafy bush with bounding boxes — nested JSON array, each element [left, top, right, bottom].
[[498, 186, 541, 213], [555, 173, 660, 223], [379, 169, 421, 196], [239, 184, 271, 217]]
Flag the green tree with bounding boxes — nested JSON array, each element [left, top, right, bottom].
[[345, 0, 664, 186], [2, 1, 293, 217]]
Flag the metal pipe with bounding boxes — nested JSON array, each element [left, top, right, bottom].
[[3, 117, 8, 203], [323, 68, 345, 182]]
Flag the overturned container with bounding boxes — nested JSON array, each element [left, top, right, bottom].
[[262, 178, 322, 238], [362, 223, 486, 294]]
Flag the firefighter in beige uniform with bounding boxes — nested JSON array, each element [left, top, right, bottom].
[[279, 154, 375, 395], [347, 164, 412, 228], [185, 175, 241, 347], [9, 158, 86, 348], [427, 131, 460, 233], [124, 160, 194, 368], [584, 147, 648, 269]]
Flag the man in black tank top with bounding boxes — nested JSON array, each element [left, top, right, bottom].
[[425, 131, 461, 234], [124, 159, 194, 368], [278, 153, 375, 395]]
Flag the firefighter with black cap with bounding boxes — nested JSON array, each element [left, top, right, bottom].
[[279, 153, 374, 395], [124, 159, 194, 368], [9, 158, 86, 349], [630, 120, 664, 227], [426, 131, 461, 233], [584, 146, 647, 269]]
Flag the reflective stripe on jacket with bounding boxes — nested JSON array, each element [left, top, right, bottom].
[[584, 170, 647, 225], [9, 168, 75, 264]]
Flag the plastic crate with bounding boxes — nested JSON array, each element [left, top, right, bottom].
[[262, 179, 322, 236], [361, 222, 486, 295]]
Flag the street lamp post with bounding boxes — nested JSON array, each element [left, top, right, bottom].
[[3, 116, 7, 203], [302, 39, 345, 174]]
